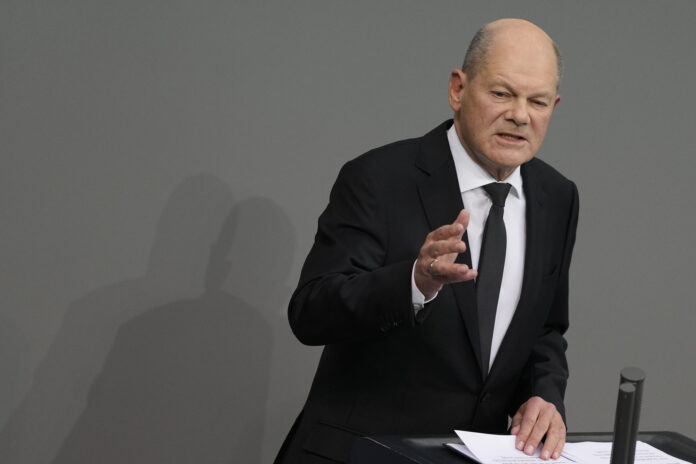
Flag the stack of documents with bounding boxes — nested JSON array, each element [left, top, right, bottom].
[[447, 431, 691, 464]]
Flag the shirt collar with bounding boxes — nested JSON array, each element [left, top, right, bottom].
[[446, 124, 523, 198]]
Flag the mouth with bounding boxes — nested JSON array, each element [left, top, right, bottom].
[[496, 132, 526, 142]]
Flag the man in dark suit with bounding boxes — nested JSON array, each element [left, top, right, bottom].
[[276, 18, 579, 464]]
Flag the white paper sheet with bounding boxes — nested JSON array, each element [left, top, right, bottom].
[[447, 431, 692, 464], [562, 441, 691, 464], [449, 430, 574, 464]]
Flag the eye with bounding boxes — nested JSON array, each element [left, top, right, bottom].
[[492, 91, 508, 98], [531, 99, 548, 107]]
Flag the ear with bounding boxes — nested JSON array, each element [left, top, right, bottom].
[[449, 69, 467, 111], [553, 94, 561, 109]]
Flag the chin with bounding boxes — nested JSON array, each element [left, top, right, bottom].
[[489, 153, 534, 169]]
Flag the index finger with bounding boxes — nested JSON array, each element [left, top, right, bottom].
[[453, 209, 470, 232], [522, 409, 552, 456], [515, 402, 542, 453], [430, 222, 464, 241]]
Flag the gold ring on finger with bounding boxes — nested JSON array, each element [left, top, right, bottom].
[[428, 258, 439, 275]]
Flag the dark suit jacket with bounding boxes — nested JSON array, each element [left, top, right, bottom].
[[276, 120, 579, 463]]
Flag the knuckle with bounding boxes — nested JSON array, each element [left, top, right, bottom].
[[538, 419, 551, 431], [522, 416, 536, 426], [529, 425, 544, 437]]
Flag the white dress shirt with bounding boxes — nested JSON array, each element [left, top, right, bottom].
[[411, 124, 526, 371]]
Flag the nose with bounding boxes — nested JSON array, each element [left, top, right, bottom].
[[506, 99, 530, 126]]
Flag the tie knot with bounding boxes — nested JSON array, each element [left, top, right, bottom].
[[483, 182, 512, 207]]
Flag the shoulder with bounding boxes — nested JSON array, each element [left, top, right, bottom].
[[342, 136, 422, 177], [339, 120, 452, 180], [326, 137, 423, 210], [524, 158, 579, 224], [524, 157, 577, 195]]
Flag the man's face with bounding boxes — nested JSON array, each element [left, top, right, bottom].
[[449, 35, 560, 180]]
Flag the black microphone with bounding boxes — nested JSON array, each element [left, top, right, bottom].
[[610, 367, 646, 464]]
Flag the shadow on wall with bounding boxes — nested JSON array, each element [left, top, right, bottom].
[[0, 175, 296, 464], [0, 316, 31, 433]]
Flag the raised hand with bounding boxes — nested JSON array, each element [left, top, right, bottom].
[[414, 209, 478, 300]]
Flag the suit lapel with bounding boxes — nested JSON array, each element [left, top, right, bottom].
[[415, 122, 484, 375]]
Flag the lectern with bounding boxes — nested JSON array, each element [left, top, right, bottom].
[[351, 367, 694, 463]]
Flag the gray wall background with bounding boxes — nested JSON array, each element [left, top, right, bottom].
[[1, 1, 695, 462]]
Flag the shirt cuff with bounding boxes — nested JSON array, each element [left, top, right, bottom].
[[411, 260, 438, 315]]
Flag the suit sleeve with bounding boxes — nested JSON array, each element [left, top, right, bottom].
[[512, 181, 579, 422], [288, 158, 417, 346]]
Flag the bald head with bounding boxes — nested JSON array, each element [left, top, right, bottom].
[[462, 19, 563, 89]]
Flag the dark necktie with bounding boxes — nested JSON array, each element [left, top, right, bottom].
[[476, 182, 512, 378]]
